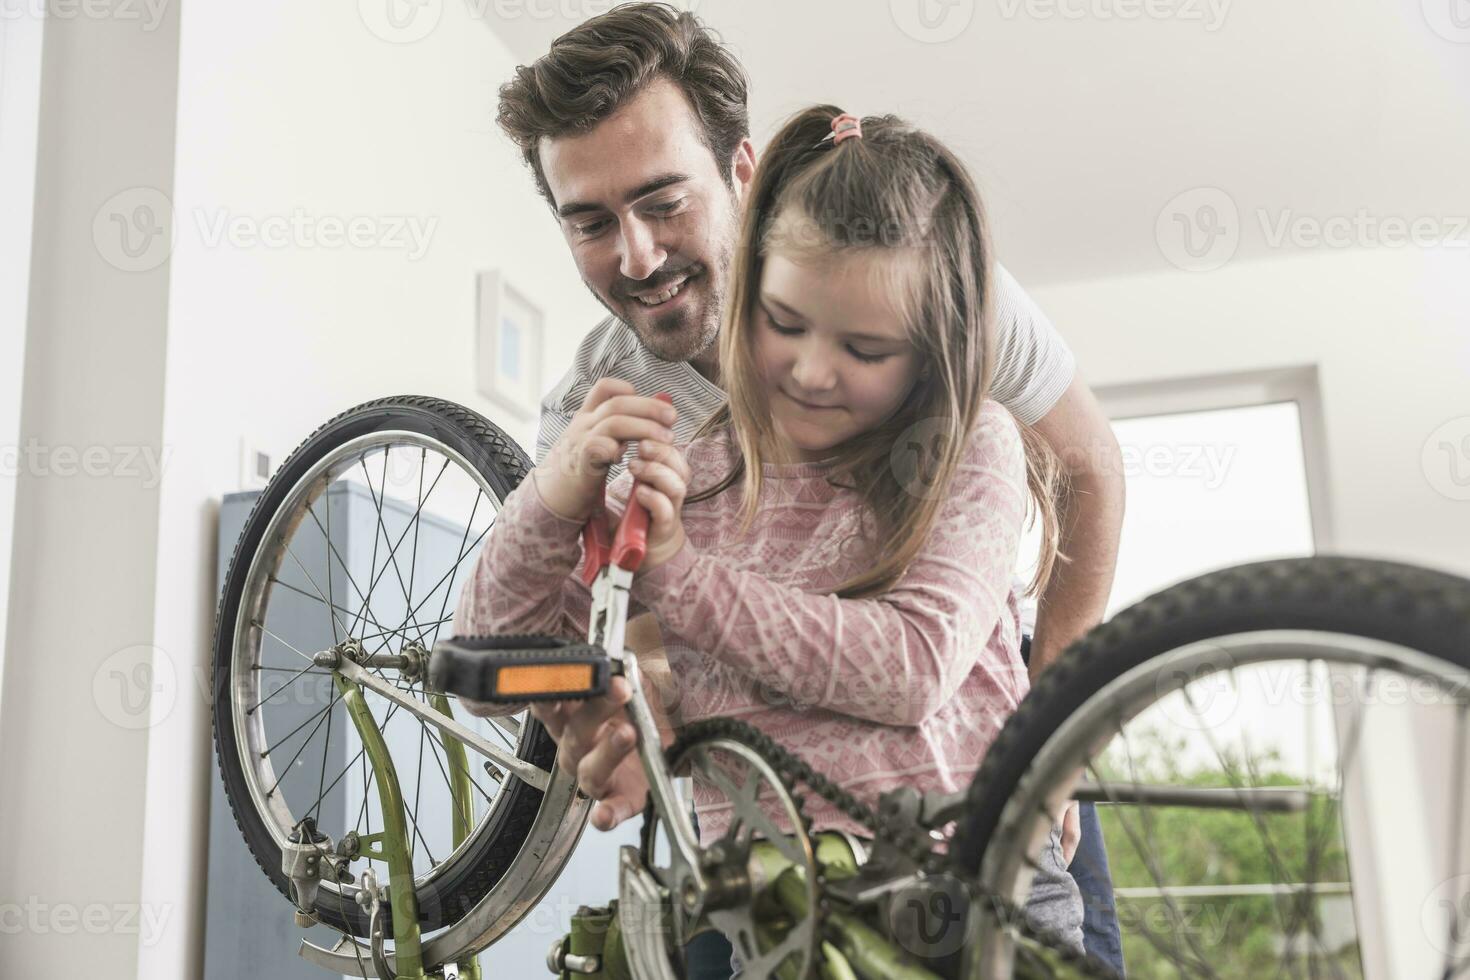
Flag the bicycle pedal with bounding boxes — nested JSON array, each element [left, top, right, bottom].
[[430, 635, 611, 702]]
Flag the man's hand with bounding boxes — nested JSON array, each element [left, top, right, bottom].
[[531, 677, 651, 831], [1060, 801, 1081, 866]]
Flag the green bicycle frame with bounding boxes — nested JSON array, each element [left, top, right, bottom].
[[333, 677, 482, 980]]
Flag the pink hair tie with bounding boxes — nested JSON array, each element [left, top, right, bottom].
[[831, 113, 862, 145]]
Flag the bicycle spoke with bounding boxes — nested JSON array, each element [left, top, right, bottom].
[[258, 698, 336, 760], [426, 489, 484, 651], [282, 542, 348, 644], [347, 451, 392, 638], [1119, 715, 1223, 979], [252, 618, 315, 665], [1087, 759, 1216, 977], [305, 697, 408, 822], [324, 484, 338, 658], [244, 659, 321, 716], [311, 684, 339, 825], [304, 495, 398, 645], [265, 698, 339, 799], [424, 725, 498, 809], [353, 453, 451, 645], [406, 449, 426, 640], [264, 578, 360, 636]]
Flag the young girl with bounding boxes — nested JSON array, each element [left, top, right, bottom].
[[455, 105, 1082, 950]]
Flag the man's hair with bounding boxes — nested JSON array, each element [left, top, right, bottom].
[[497, 2, 751, 207]]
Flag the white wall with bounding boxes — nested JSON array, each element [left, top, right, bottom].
[[0, 7, 180, 979], [136, 3, 604, 977]]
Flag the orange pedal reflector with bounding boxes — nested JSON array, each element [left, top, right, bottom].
[[496, 663, 597, 696]]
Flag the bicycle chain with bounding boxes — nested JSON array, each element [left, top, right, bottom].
[[643, 717, 1118, 980]]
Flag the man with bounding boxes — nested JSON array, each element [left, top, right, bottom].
[[494, 3, 1126, 971]]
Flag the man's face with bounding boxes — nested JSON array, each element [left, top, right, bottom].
[[539, 78, 753, 367]]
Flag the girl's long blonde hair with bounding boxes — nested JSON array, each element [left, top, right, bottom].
[[690, 105, 1063, 599]]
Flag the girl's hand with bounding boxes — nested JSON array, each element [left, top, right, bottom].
[[534, 378, 678, 522], [627, 437, 691, 570]]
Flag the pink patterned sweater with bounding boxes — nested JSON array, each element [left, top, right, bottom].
[[453, 400, 1031, 842]]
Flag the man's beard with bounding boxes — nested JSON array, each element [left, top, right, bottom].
[[621, 270, 721, 363], [595, 214, 735, 365]]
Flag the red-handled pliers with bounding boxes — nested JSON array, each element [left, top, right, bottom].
[[579, 392, 672, 665]]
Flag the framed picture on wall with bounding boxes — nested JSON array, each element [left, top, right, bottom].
[[476, 270, 544, 421]]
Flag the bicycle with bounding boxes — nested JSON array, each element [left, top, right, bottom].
[[213, 395, 1470, 979]]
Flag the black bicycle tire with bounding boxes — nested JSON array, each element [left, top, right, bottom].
[[950, 554, 1470, 884], [211, 395, 559, 936]]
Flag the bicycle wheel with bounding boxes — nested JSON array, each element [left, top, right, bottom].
[[212, 395, 577, 944], [951, 556, 1470, 979]]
